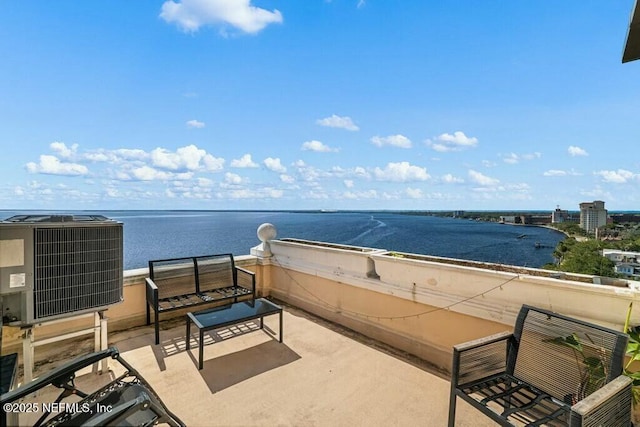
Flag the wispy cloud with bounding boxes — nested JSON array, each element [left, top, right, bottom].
[[568, 145, 588, 157], [500, 151, 541, 164], [426, 131, 478, 152], [160, 0, 283, 34], [543, 169, 582, 177], [316, 114, 359, 131], [370, 134, 412, 148], [441, 173, 464, 184], [186, 119, 205, 128], [594, 169, 638, 183], [301, 140, 339, 152], [405, 187, 423, 199], [468, 169, 499, 186]]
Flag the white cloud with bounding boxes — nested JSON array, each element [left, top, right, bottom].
[[426, 131, 478, 152], [568, 145, 588, 157], [343, 190, 379, 199], [468, 169, 499, 186], [543, 169, 582, 177], [594, 169, 638, 183], [226, 187, 283, 199], [344, 179, 354, 188], [500, 152, 540, 164], [353, 166, 371, 179], [373, 162, 430, 182], [405, 187, 423, 199], [502, 153, 520, 164], [370, 134, 412, 148], [224, 172, 244, 184], [151, 145, 205, 170], [197, 177, 214, 187], [543, 169, 568, 177], [26, 155, 88, 176], [50, 142, 78, 159], [441, 173, 464, 184], [316, 114, 359, 131], [301, 140, 338, 152], [114, 149, 148, 161], [148, 145, 224, 172], [264, 157, 286, 173], [203, 154, 225, 171], [160, 0, 283, 34], [131, 166, 174, 181], [231, 154, 259, 168], [280, 174, 295, 184], [522, 152, 542, 160], [186, 119, 205, 128]]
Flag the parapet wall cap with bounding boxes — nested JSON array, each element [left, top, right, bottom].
[[257, 223, 277, 242]]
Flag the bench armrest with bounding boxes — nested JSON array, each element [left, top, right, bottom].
[[236, 266, 256, 297], [146, 277, 159, 306], [571, 375, 632, 424], [452, 331, 513, 387], [454, 331, 513, 353]]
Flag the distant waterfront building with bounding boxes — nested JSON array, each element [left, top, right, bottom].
[[610, 213, 640, 224], [551, 206, 571, 224], [579, 200, 608, 233], [602, 249, 640, 278]]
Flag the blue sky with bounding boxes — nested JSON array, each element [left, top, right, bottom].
[[1, 1, 638, 211]]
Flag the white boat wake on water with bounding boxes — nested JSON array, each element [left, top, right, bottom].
[[344, 216, 392, 246]]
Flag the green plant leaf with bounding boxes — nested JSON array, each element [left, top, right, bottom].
[[624, 370, 640, 381], [546, 334, 584, 353]]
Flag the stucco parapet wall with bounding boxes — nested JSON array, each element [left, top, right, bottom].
[[371, 251, 640, 329], [269, 238, 387, 277], [268, 239, 640, 331]]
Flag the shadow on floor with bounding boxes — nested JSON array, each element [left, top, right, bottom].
[[194, 339, 300, 393]]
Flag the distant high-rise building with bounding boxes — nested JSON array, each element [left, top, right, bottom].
[[552, 206, 570, 223], [579, 200, 607, 233]]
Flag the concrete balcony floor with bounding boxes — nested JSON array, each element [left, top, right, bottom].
[[14, 301, 495, 427]]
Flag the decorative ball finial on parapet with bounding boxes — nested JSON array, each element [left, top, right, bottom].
[[251, 223, 277, 258]]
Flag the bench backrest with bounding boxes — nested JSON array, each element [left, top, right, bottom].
[[509, 305, 628, 403], [194, 254, 236, 293], [148, 254, 236, 299], [149, 257, 198, 300]]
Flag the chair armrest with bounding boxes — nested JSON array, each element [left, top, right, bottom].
[[236, 266, 256, 297], [0, 348, 119, 404], [571, 375, 632, 424], [452, 332, 513, 387], [146, 278, 159, 306]]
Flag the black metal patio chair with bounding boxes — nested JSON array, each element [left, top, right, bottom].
[[0, 347, 185, 427]]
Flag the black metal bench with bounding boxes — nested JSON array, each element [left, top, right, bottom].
[[0, 347, 184, 427], [448, 304, 632, 426], [146, 254, 255, 345]]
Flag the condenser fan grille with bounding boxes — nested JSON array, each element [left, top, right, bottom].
[[34, 226, 123, 319]]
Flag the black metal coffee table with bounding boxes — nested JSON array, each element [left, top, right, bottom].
[[186, 298, 283, 370]]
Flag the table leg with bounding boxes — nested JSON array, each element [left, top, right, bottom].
[[186, 317, 191, 350], [199, 330, 204, 370], [260, 316, 264, 329], [279, 310, 283, 343]]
